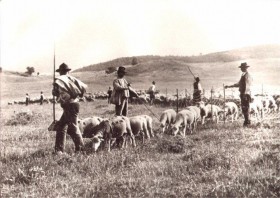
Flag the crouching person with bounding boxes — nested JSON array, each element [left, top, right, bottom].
[[52, 63, 87, 153]]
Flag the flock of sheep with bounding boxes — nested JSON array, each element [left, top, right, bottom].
[[78, 93, 279, 152]]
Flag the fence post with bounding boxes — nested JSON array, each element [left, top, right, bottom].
[[211, 87, 214, 122], [166, 88, 167, 98], [176, 89, 179, 113], [223, 84, 226, 124]]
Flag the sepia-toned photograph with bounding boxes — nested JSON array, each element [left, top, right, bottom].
[[1, 0, 280, 197]]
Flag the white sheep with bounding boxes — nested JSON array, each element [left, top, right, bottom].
[[83, 116, 136, 152], [139, 115, 154, 138], [129, 116, 148, 143], [185, 106, 201, 131], [198, 102, 223, 124], [79, 116, 103, 137], [224, 102, 239, 122], [159, 109, 176, 134], [250, 98, 264, 120], [171, 109, 195, 137]]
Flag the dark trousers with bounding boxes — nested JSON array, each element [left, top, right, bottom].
[[55, 102, 84, 152], [240, 94, 251, 125], [115, 98, 128, 116], [149, 92, 155, 105], [26, 99, 29, 106], [108, 96, 111, 104]]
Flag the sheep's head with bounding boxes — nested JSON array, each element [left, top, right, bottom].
[[171, 126, 179, 136], [91, 136, 104, 152], [83, 120, 111, 138]]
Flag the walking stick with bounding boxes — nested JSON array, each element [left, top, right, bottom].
[[53, 44, 56, 122], [48, 44, 57, 131], [223, 84, 226, 124]]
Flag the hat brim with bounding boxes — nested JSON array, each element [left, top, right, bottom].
[[238, 65, 250, 68], [117, 70, 126, 74], [56, 68, 71, 72]]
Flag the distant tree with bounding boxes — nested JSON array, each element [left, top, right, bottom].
[[105, 66, 117, 74], [131, 57, 138, 65], [26, 67, 35, 75], [0, 67, 2, 73], [37, 72, 40, 76]]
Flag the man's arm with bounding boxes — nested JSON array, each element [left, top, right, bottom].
[[225, 81, 239, 89]]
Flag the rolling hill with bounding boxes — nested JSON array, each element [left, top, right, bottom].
[[74, 44, 280, 73], [1, 44, 280, 105]]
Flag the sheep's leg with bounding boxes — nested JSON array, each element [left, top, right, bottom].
[[120, 136, 126, 149], [162, 126, 166, 134], [141, 131, 145, 144], [148, 124, 154, 138], [144, 127, 150, 140], [107, 139, 111, 152], [182, 118, 187, 137], [194, 119, 197, 132], [202, 116, 205, 125], [189, 123, 193, 134]]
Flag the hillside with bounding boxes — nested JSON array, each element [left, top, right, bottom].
[[74, 44, 280, 73]]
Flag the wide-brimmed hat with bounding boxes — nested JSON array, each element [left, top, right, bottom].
[[238, 62, 250, 68], [56, 63, 71, 72], [117, 66, 126, 74]]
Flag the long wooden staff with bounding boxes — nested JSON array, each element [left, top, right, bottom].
[[187, 65, 196, 78], [53, 43, 56, 122]]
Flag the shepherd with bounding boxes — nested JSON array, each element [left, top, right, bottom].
[[148, 81, 156, 105], [225, 62, 253, 127], [193, 77, 203, 104], [110, 66, 138, 116], [40, 91, 44, 105], [52, 63, 87, 153]]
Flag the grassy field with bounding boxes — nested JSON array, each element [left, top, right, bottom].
[[1, 58, 280, 197], [1, 100, 280, 197]]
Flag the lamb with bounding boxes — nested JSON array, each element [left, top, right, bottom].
[[224, 102, 239, 122], [171, 109, 195, 137], [198, 102, 224, 124], [83, 116, 136, 152], [78, 116, 103, 137], [159, 109, 176, 134]]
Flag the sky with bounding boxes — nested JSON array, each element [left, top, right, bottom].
[[1, 0, 280, 73]]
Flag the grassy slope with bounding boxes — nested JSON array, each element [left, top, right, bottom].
[[0, 101, 280, 197], [74, 44, 280, 73], [2, 58, 280, 106]]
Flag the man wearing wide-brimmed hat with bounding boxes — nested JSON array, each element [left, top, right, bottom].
[[52, 63, 87, 153], [110, 66, 131, 116], [225, 62, 253, 127]]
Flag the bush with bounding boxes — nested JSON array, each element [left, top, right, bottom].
[[156, 136, 190, 153]]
